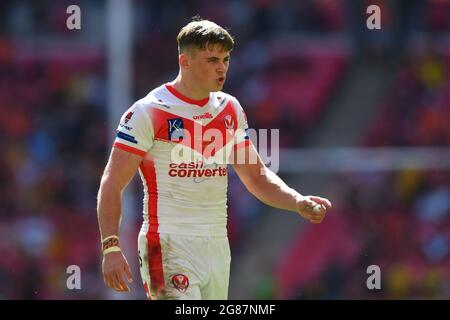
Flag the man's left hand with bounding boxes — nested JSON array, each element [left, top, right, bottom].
[[297, 195, 332, 224]]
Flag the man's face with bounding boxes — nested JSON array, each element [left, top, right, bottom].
[[183, 43, 231, 93]]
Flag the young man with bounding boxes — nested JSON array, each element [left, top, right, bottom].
[[97, 18, 332, 300]]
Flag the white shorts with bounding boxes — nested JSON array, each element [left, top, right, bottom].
[[138, 232, 231, 300]]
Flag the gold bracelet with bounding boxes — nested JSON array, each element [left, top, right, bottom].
[[102, 235, 120, 252]]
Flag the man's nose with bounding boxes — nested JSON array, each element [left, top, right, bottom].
[[217, 62, 227, 73]]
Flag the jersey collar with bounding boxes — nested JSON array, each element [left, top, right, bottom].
[[165, 84, 210, 107]]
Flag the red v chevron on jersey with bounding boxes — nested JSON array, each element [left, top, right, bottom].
[[151, 100, 240, 159], [112, 83, 250, 239], [114, 84, 250, 163]]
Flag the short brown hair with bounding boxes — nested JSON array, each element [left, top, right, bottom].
[[177, 16, 234, 54]]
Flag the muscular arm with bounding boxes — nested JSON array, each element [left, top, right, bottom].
[[232, 143, 331, 222], [97, 147, 143, 292], [97, 147, 143, 239]]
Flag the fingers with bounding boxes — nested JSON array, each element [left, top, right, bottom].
[[102, 256, 132, 292], [301, 198, 316, 209], [103, 270, 123, 292], [309, 196, 332, 209], [299, 208, 324, 223], [311, 203, 326, 213], [114, 271, 130, 292], [105, 270, 129, 292], [309, 211, 325, 224], [298, 196, 328, 224], [124, 263, 133, 284], [103, 273, 113, 290], [309, 217, 324, 224], [308, 207, 326, 223]]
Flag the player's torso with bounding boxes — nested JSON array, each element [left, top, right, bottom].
[[139, 85, 240, 235]]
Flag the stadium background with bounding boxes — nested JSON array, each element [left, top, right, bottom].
[[0, 0, 449, 299]]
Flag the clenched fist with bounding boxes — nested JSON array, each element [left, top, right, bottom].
[[297, 195, 332, 224]]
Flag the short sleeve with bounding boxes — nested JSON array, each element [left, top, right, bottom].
[[232, 98, 251, 152], [113, 102, 154, 157]]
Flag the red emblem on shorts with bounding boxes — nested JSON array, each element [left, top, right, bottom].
[[171, 274, 189, 293]]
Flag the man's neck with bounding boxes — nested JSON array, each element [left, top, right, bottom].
[[170, 75, 209, 101]]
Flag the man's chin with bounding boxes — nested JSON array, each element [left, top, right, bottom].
[[213, 83, 224, 92]]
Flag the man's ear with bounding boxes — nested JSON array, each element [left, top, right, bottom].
[[179, 53, 190, 69]]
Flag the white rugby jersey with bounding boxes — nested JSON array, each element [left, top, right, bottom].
[[113, 84, 250, 236]]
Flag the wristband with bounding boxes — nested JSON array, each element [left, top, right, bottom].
[[102, 235, 119, 243], [103, 246, 121, 255]]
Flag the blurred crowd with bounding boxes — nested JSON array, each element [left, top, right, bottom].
[[0, 44, 107, 298], [0, 0, 449, 299], [275, 45, 450, 300]]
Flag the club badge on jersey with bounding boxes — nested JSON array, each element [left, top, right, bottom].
[[168, 118, 184, 141]]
